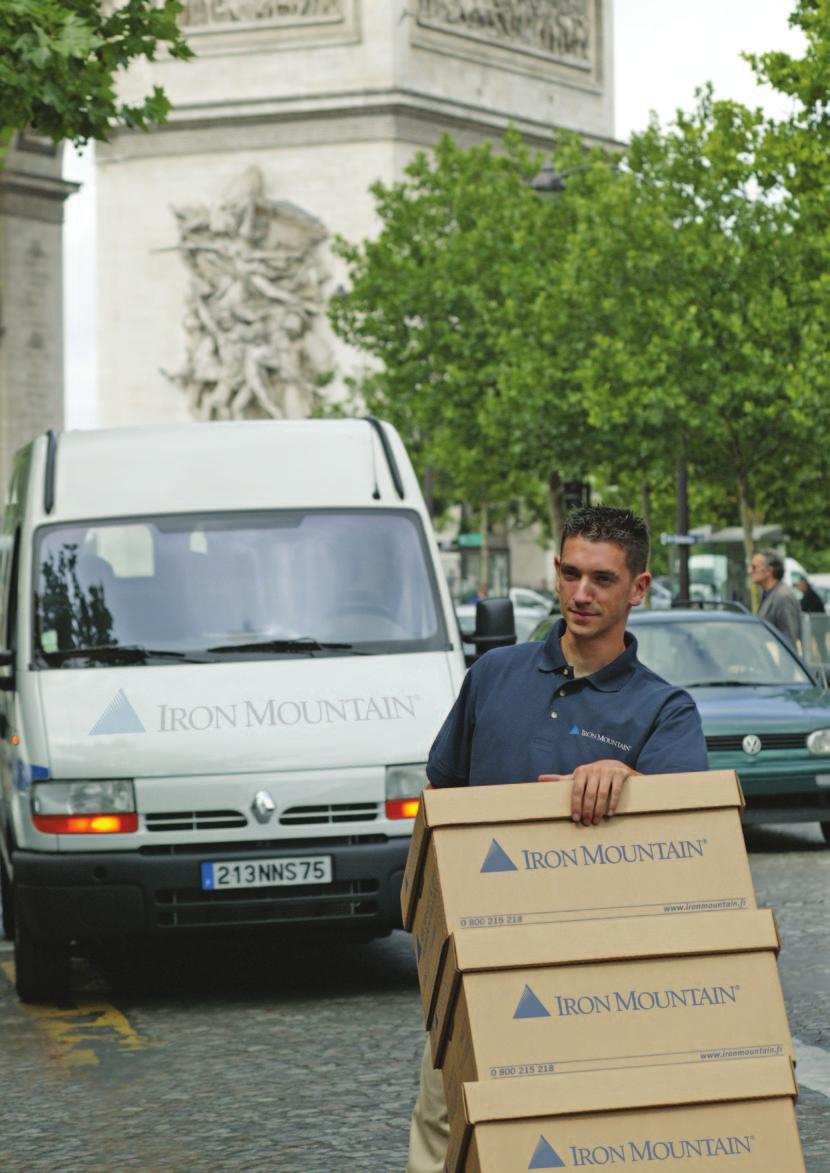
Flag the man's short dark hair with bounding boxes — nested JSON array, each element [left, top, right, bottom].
[[561, 505, 650, 576], [758, 548, 785, 581]]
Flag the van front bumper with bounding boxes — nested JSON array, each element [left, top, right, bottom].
[[12, 837, 410, 941]]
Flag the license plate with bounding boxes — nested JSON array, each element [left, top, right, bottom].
[[200, 856, 332, 890]]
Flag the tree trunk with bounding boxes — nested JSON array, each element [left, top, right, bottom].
[[737, 468, 758, 611], [480, 502, 489, 593], [548, 470, 566, 553], [640, 479, 653, 607], [676, 451, 690, 602]]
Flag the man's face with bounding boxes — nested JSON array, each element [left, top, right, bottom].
[[555, 536, 650, 641], [749, 554, 771, 587]]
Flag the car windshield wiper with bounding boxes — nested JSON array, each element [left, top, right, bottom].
[[206, 637, 365, 656], [40, 645, 209, 666], [683, 679, 785, 688]]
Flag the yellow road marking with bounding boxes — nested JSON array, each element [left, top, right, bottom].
[[0, 960, 150, 1067]]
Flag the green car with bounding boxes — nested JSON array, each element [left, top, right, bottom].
[[529, 607, 830, 843]]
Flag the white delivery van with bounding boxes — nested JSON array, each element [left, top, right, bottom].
[[0, 419, 474, 1001]]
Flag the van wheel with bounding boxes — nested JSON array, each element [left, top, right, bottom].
[[821, 821, 830, 847], [0, 854, 14, 940], [13, 906, 70, 1004]]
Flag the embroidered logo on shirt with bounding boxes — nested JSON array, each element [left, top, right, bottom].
[[569, 726, 632, 754]]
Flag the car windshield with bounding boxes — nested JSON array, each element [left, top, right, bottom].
[[632, 619, 811, 688], [33, 509, 448, 664]]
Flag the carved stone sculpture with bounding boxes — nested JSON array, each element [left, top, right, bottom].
[[417, 0, 591, 63], [166, 167, 332, 421], [180, 0, 344, 28]]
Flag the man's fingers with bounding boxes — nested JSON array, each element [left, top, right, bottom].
[[581, 774, 602, 826], [537, 774, 569, 782], [592, 774, 613, 823], [607, 773, 627, 818], [571, 773, 587, 822]]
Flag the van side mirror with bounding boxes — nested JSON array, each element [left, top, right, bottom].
[[464, 597, 516, 665], [0, 648, 13, 691]]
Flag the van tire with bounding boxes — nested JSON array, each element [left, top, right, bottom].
[[0, 854, 14, 940], [14, 908, 70, 1004]]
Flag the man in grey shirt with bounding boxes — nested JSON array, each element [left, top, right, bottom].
[[750, 549, 802, 649]]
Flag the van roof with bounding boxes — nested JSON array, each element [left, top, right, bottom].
[[36, 420, 420, 522]]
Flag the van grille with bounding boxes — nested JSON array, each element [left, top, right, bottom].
[[145, 810, 248, 833], [706, 733, 808, 752], [139, 834, 388, 856], [278, 803, 379, 826], [154, 879, 380, 928]]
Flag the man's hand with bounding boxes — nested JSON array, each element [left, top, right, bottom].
[[538, 761, 641, 826]]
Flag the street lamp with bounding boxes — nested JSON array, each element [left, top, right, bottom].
[[530, 161, 621, 194]]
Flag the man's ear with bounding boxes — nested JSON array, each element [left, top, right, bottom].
[[630, 570, 652, 606]]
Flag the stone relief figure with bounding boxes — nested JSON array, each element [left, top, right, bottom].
[[165, 167, 332, 421], [417, 0, 591, 62], [180, 0, 344, 27]]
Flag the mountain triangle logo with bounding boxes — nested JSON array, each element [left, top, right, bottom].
[[89, 689, 146, 736], [480, 838, 518, 873], [529, 1135, 566, 1168]]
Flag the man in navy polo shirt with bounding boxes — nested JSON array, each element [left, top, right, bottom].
[[406, 505, 707, 1173]]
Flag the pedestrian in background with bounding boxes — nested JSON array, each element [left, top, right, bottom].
[[795, 574, 825, 614], [749, 549, 802, 649]]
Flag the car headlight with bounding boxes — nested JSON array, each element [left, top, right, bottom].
[[807, 729, 830, 755], [385, 763, 427, 820], [32, 780, 137, 833]]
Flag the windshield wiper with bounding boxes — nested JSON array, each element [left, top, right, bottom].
[[206, 637, 364, 656], [40, 645, 209, 666], [683, 680, 782, 688]]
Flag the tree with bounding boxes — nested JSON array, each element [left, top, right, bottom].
[[0, 0, 193, 148], [330, 131, 577, 573], [331, 77, 830, 573]]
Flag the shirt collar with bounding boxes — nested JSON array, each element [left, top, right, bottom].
[[537, 618, 639, 692]]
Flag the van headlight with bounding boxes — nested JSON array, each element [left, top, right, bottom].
[[32, 780, 137, 834], [807, 729, 830, 755], [385, 763, 427, 820]]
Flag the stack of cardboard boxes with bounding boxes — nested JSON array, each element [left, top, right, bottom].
[[402, 771, 806, 1171]]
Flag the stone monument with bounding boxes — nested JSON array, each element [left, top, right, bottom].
[[96, 0, 615, 427], [0, 134, 77, 492]]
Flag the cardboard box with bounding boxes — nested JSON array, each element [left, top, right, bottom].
[[431, 911, 792, 1126], [402, 773, 754, 1022], [445, 1056, 805, 1172]]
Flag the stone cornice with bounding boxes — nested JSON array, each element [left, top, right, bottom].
[[97, 87, 620, 161], [0, 169, 80, 224]]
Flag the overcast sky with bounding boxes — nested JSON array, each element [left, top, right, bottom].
[[62, 0, 805, 427]]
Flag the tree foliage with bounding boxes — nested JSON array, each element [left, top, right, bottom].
[[0, 0, 193, 146], [330, 5, 830, 570]]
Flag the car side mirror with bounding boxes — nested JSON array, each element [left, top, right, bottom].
[[463, 597, 516, 665]]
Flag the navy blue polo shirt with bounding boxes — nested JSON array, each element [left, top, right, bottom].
[[427, 619, 708, 787]]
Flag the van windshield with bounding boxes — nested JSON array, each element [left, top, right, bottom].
[[33, 510, 449, 664]]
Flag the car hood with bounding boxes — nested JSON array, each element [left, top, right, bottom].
[[35, 652, 459, 778], [689, 684, 830, 732]]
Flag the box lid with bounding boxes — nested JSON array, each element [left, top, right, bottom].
[[402, 771, 743, 929], [462, 1055, 797, 1125], [430, 909, 780, 1054]]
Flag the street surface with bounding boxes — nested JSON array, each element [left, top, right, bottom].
[[0, 822, 827, 1172]]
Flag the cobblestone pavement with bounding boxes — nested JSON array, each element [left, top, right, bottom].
[[0, 822, 826, 1172]]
